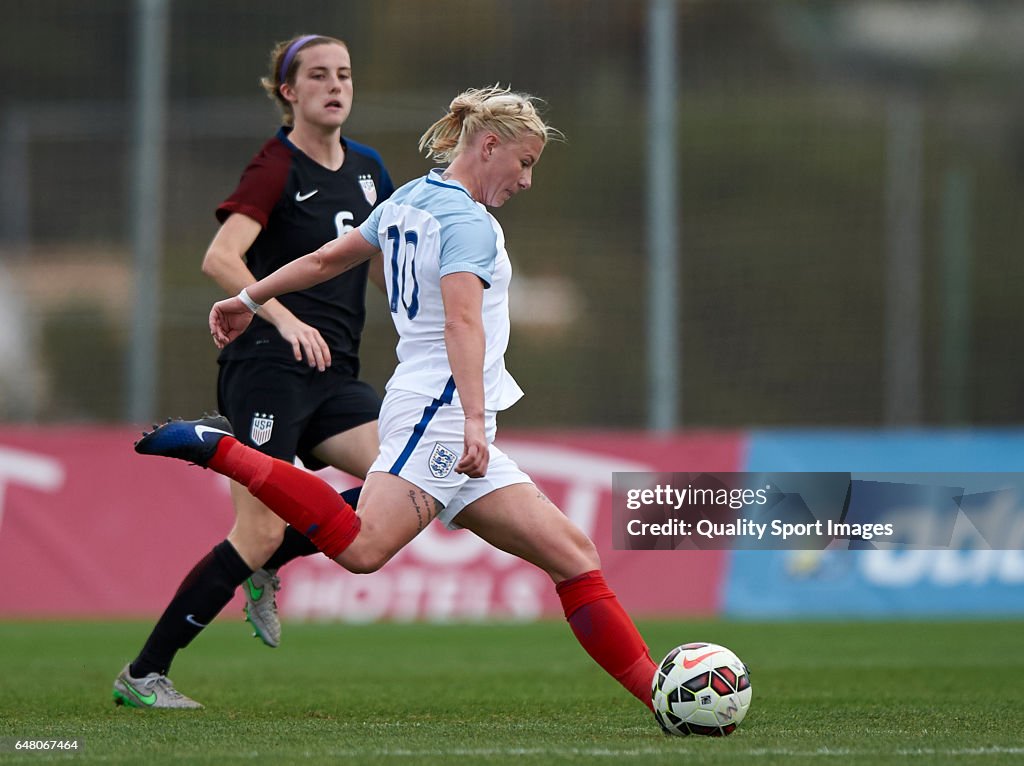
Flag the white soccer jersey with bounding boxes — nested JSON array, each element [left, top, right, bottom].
[[359, 169, 524, 411]]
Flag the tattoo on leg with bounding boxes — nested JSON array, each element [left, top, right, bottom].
[[408, 489, 439, 532], [408, 490, 424, 531]]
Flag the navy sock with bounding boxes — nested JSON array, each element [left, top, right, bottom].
[[130, 540, 252, 677], [262, 526, 318, 569]]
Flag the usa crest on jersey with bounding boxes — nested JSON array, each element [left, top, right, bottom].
[[250, 413, 275, 446], [428, 442, 458, 478], [358, 173, 377, 205]]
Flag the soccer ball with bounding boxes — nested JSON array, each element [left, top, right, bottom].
[[652, 642, 752, 736]]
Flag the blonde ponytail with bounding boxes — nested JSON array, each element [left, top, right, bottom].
[[418, 85, 562, 163]]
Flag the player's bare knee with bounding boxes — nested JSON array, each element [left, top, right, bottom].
[[255, 529, 286, 559], [564, 518, 600, 564], [573, 535, 601, 573], [581, 538, 601, 570], [229, 524, 286, 565], [552, 534, 600, 581], [338, 542, 392, 574]]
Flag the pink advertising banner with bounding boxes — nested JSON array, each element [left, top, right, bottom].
[[0, 428, 743, 620]]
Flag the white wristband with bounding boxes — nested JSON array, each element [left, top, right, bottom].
[[238, 287, 262, 313]]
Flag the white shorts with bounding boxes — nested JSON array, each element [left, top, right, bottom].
[[367, 385, 533, 528]]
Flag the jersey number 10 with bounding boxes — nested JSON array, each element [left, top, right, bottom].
[[386, 225, 420, 320]]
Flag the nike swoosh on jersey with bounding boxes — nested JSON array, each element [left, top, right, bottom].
[[185, 614, 208, 628], [194, 425, 232, 441], [295, 189, 319, 202]]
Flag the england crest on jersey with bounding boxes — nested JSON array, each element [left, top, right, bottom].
[[428, 442, 458, 478], [250, 413, 275, 446], [358, 173, 377, 206]]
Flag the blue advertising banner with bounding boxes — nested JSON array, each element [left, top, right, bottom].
[[724, 431, 1024, 617]]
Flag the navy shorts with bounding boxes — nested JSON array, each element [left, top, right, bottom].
[[217, 358, 381, 471]]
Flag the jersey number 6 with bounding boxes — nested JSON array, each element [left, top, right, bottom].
[[335, 210, 355, 237]]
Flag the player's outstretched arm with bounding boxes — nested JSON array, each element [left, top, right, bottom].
[[208, 229, 380, 349], [249, 229, 380, 304]]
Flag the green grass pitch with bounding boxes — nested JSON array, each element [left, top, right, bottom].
[[0, 618, 1022, 765]]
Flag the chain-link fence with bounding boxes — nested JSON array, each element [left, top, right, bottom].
[[1, 0, 1022, 428]]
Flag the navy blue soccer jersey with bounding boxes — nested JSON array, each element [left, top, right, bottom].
[[216, 127, 394, 376]]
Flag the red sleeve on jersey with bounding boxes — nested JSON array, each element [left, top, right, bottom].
[[215, 138, 292, 226]]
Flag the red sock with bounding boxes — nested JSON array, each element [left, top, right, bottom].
[[556, 570, 657, 711], [208, 438, 360, 558]]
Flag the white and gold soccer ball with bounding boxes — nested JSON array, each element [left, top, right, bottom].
[[652, 642, 752, 736]]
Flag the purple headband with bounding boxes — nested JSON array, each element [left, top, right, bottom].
[[279, 35, 322, 84]]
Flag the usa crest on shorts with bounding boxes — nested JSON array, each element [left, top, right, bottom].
[[428, 442, 458, 478], [358, 173, 377, 206], [250, 413, 275, 446]]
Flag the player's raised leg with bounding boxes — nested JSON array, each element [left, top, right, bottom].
[[135, 415, 437, 572], [455, 483, 658, 711], [135, 416, 354, 554]]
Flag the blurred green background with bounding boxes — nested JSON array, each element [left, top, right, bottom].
[[1, 0, 1021, 429]]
